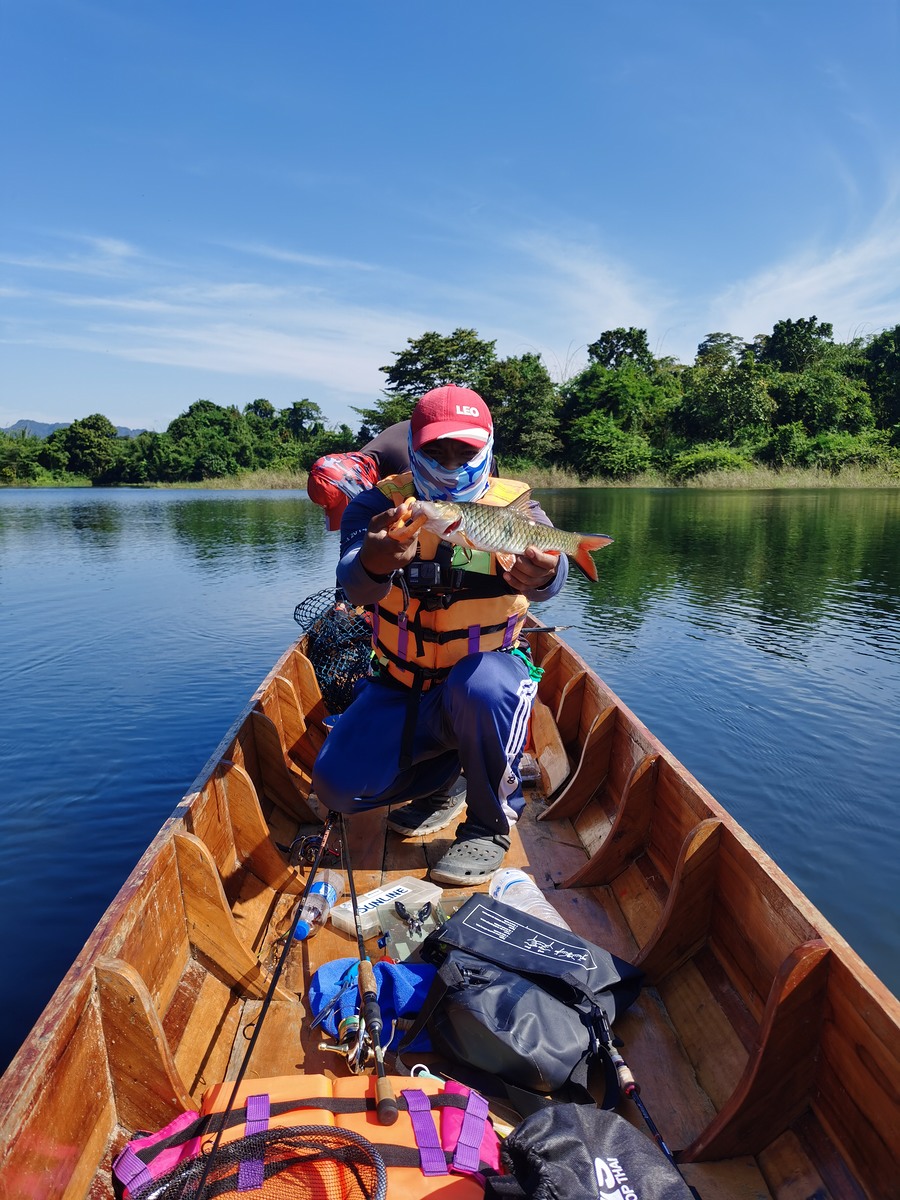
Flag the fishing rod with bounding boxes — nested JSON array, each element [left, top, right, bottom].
[[183, 813, 340, 1200], [597, 1010, 702, 1200], [341, 812, 399, 1126]]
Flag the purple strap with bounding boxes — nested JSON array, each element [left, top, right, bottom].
[[501, 614, 518, 648], [468, 624, 480, 656], [398, 611, 409, 660], [372, 608, 380, 640], [112, 1146, 153, 1193], [237, 1093, 270, 1192], [243, 1092, 271, 1135], [402, 1089, 448, 1177], [452, 1089, 489, 1174]]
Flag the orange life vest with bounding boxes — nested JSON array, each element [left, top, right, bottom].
[[371, 473, 531, 690], [114, 1073, 501, 1200]]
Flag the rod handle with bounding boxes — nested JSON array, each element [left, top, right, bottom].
[[617, 1062, 638, 1093], [375, 1075, 399, 1125], [607, 1041, 638, 1094], [358, 958, 377, 996]]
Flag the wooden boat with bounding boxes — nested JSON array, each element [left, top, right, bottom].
[[1, 613, 898, 1200]]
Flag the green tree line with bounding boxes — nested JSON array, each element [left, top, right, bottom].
[[0, 398, 355, 485], [3, 317, 900, 486]]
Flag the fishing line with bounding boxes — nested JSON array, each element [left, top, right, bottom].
[[597, 1010, 702, 1200], [340, 812, 399, 1125], [182, 813, 340, 1200]]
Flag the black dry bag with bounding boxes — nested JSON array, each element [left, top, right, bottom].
[[414, 895, 642, 1102]]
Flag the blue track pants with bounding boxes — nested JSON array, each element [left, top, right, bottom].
[[312, 650, 539, 835]]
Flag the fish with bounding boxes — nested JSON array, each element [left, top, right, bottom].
[[387, 493, 613, 582]]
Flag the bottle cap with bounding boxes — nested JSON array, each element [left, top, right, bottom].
[[293, 920, 312, 940]]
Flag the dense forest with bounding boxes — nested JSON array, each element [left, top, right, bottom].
[[2, 318, 899, 486]]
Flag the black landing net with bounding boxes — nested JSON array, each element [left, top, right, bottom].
[[293, 589, 372, 714]]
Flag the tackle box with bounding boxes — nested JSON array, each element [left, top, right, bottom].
[[330, 876, 443, 939]]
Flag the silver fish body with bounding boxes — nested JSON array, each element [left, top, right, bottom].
[[409, 497, 613, 581]]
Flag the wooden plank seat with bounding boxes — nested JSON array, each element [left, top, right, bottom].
[[86, 706, 348, 1134], [213, 646, 328, 830], [561, 752, 662, 885], [280, 648, 330, 758], [582, 821, 859, 1183], [678, 939, 831, 1162], [94, 830, 302, 1123], [527, 629, 621, 820]]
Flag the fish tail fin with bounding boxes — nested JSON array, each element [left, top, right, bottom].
[[572, 534, 614, 582]]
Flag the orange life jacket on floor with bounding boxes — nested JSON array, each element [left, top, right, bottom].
[[114, 1073, 502, 1200], [371, 473, 531, 690]]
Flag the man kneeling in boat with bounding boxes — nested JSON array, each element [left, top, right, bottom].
[[311, 385, 566, 884]]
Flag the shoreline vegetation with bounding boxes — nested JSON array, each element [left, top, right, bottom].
[[7, 462, 898, 491], [4, 321, 900, 491]]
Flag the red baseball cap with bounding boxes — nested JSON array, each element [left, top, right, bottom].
[[410, 385, 493, 452], [307, 453, 378, 530]]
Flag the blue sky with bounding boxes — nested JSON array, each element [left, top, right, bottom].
[[2, 0, 899, 433]]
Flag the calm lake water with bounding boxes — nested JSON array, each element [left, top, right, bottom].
[[1, 485, 899, 1075]]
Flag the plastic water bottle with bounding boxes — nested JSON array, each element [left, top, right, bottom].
[[292, 869, 345, 939], [277, 870, 345, 993], [489, 868, 572, 930]]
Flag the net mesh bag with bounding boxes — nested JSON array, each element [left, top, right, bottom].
[[133, 1125, 387, 1200], [293, 589, 372, 714]]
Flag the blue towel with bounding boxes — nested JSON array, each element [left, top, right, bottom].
[[309, 958, 436, 1052]]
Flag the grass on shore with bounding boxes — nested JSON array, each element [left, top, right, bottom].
[[493, 463, 900, 490], [164, 468, 310, 490], [166, 461, 900, 490], [6, 463, 900, 491]]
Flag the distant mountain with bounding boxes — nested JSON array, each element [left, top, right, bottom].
[[2, 420, 69, 438], [1, 419, 146, 439]]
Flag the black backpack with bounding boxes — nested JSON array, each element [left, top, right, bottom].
[[484, 1103, 697, 1199], [405, 895, 642, 1106]]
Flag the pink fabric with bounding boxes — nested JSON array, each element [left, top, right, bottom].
[[113, 1108, 203, 1196], [439, 1081, 503, 1175]]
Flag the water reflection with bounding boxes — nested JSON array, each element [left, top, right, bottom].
[[167, 494, 322, 564], [538, 487, 900, 665]]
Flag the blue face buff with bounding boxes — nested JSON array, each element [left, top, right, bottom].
[[408, 427, 494, 502]]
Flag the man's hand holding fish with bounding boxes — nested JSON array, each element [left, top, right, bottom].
[[500, 544, 560, 592], [358, 505, 421, 580]]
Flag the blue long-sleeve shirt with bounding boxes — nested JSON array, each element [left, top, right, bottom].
[[336, 484, 568, 607]]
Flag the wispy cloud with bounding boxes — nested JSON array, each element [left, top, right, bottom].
[[486, 228, 680, 372], [1, 251, 429, 410], [713, 202, 900, 344], [0, 233, 142, 277], [225, 241, 378, 273]]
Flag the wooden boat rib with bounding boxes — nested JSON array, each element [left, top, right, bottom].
[[1, 620, 898, 1199]]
